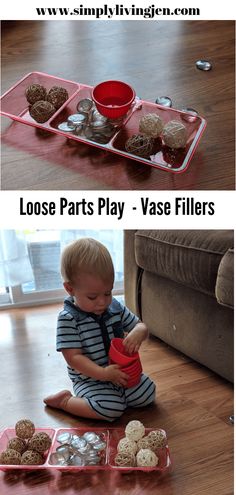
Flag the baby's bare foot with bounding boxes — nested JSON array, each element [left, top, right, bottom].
[[44, 390, 72, 410]]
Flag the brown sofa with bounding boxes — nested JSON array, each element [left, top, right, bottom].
[[124, 230, 234, 382]]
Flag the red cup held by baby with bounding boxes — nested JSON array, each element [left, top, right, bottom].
[[109, 338, 142, 388]]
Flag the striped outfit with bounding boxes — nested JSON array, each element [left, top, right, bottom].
[[57, 296, 156, 421]]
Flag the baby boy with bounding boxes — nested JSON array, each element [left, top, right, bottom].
[[44, 237, 156, 421]]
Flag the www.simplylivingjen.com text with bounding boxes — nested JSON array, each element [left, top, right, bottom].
[[36, 5, 200, 19]]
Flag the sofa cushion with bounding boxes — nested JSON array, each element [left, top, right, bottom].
[[135, 230, 234, 297], [216, 248, 234, 308]]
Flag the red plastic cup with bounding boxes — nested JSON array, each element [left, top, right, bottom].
[[109, 338, 142, 388], [92, 80, 135, 119], [122, 360, 142, 386], [123, 361, 142, 377], [109, 338, 138, 366], [121, 360, 142, 388]]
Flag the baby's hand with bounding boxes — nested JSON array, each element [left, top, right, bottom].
[[103, 364, 129, 387], [123, 332, 143, 355], [123, 322, 148, 354]]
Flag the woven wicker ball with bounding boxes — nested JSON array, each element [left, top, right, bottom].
[[162, 120, 187, 149], [117, 437, 138, 455], [21, 450, 44, 465], [29, 100, 56, 123], [147, 430, 167, 449], [114, 451, 136, 467], [139, 113, 164, 138], [7, 437, 27, 454], [125, 134, 154, 157], [28, 432, 52, 453], [25, 84, 47, 104], [137, 436, 150, 451], [47, 86, 69, 109], [0, 448, 21, 465], [125, 420, 145, 442], [136, 448, 158, 467], [15, 419, 35, 439]]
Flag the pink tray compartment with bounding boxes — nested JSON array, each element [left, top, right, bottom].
[[49, 85, 93, 131], [108, 428, 171, 473], [48, 427, 109, 470], [0, 427, 56, 471], [111, 101, 206, 172], [0, 72, 80, 124], [0, 71, 206, 173]]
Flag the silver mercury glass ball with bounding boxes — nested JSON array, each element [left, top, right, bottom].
[[181, 108, 199, 123], [68, 114, 87, 126], [58, 122, 75, 132], [195, 60, 212, 71], [155, 96, 172, 107], [56, 432, 72, 444], [77, 98, 94, 113]]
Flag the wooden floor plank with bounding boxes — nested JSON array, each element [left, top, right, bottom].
[[1, 21, 235, 190], [0, 304, 233, 495]]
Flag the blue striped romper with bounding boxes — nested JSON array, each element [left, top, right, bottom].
[[56, 296, 156, 421]]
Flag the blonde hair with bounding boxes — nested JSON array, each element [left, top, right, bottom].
[[61, 238, 114, 284]]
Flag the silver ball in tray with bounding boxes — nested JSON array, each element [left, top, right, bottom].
[[77, 442, 91, 455], [73, 125, 83, 135], [68, 113, 87, 126], [71, 436, 87, 450], [84, 127, 94, 139], [56, 444, 73, 461], [49, 452, 68, 465], [58, 122, 76, 132], [70, 455, 85, 466], [77, 98, 93, 113], [92, 109, 108, 124], [90, 121, 115, 140], [101, 124, 115, 138], [93, 440, 107, 452], [91, 133, 109, 144], [90, 120, 108, 131], [56, 432, 72, 444]]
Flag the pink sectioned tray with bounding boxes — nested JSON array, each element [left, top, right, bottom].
[[0, 71, 207, 173], [0, 427, 171, 473]]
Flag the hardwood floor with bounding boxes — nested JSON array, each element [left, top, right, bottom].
[[1, 20, 235, 190], [0, 304, 233, 494]]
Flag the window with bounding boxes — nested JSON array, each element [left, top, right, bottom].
[[0, 286, 11, 304], [0, 230, 124, 307]]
